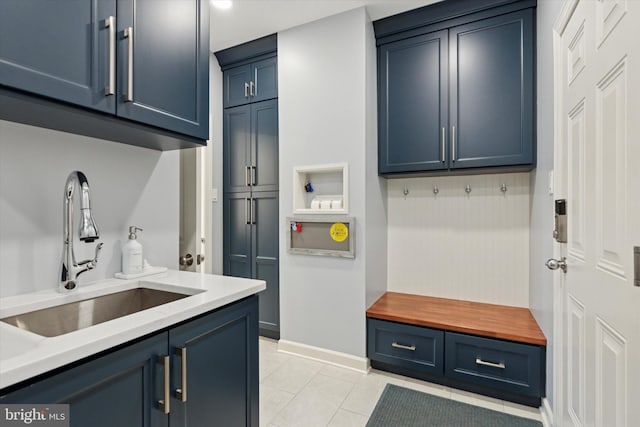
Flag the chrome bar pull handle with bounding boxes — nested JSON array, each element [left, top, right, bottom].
[[441, 127, 446, 162], [245, 165, 250, 187], [634, 246, 639, 287], [250, 81, 255, 97], [391, 342, 416, 351], [251, 198, 256, 225], [476, 358, 506, 369], [251, 165, 256, 186], [244, 82, 249, 98], [175, 347, 187, 402], [104, 16, 116, 96], [254, 68, 258, 96], [123, 27, 134, 102], [157, 355, 170, 414], [245, 198, 250, 224], [451, 126, 456, 161]]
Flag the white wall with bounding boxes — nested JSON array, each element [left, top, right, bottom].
[[279, 7, 383, 357], [364, 13, 387, 309], [387, 173, 530, 307], [530, 0, 564, 411], [0, 120, 179, 298]]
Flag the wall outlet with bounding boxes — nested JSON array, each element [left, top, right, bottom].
[[548, 171, 554, 195]]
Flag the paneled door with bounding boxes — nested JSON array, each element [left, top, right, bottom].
[[554, 1, 640, 426], [0, 0, 116, 113]]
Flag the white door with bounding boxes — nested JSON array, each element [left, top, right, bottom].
[[554, 1, 640, 426], [179, 147, 207, 273]]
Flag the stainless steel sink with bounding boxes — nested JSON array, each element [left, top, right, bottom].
[[0, 288, 190, 337]]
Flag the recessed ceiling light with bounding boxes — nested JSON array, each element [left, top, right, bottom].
[[212, 0, 232, 10]]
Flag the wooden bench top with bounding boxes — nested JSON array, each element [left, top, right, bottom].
[[366, 292, 547, 346]]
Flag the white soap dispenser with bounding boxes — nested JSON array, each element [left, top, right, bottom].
[[122, 226, 143, 275]]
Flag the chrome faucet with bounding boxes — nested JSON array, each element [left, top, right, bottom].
[[60, 171, 103, 292]]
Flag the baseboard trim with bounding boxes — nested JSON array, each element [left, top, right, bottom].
[[277, 339, 370, 373], [540, 397, 554, 427]]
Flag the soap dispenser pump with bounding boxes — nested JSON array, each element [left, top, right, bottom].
[[122, 226, 143, 275]]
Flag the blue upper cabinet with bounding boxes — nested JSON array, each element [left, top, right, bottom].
[[0, 0, 209, 146], [251, 57, 278, 104], [379, 30, 448, 174], [116, 0, 210, 139], [224, 57, 278, 108], [375, 0, 536, 176], [449, 9, 534, 169], [0, 0, 117, 114], [225, 65, 254, 108]]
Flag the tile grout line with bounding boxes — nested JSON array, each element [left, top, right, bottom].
[[324, 372, 360, 426]]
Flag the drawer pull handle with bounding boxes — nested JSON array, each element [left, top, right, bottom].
[[475, 358, 506, 369], [391, 342, 416, 351]]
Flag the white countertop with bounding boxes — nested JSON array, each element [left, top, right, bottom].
[[0, 270, 265, 390]]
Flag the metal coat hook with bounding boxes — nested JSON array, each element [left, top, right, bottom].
[[403, 186, 410, 199], [465, 185, 472, 194], [433, 185, 439, 195], [500, 183, 508, 193]]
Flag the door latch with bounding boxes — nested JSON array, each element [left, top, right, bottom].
[[546, 257, 567, 273], [553, 199, 567, 243]]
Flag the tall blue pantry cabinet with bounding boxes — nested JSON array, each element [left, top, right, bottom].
[[216, 35, 280, 339]]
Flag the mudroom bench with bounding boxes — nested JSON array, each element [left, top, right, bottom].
[[366, 292, 546, 407]]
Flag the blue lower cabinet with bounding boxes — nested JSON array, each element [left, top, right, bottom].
[[0, 333, 168, 427], [367, 318, 444, 377], [366, 318, 545, 407], [444, 332, 544, 400], [169, 295, 259, 427], [0, 296, 259, 427]]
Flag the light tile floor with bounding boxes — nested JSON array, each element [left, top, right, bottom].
[[259, 337, 542, 427]]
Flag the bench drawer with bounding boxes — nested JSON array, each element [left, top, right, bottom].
[[367, 318, 444, 376], [445, 332, 544, 398]]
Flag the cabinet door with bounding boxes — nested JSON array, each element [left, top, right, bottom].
[[0, 334, 169, 427], [0, 0, 116, 113], [251, 57, 278, 104], [223, 192, 252, 279], [252, 192, 280, 338], [169, 296, 259, 427], [224, 105, 252, 193], [116, 0, 209, 139], [251, 99, 279, 192], [224, 64, 252, 108], [378, 30, 448, 174], [449, 9, 534, 169]]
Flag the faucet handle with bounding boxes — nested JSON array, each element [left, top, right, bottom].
[[78, 242, 103, 268], [93, 242, 104, 264]]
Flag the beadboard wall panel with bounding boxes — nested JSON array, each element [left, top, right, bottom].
[[387, 173, 530, 307]]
